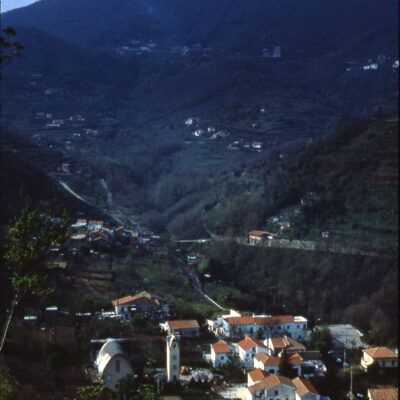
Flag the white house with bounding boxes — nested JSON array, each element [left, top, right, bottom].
[[208, 310, 308, 340], [292, 377, 320, 400], [253, 352, 280, 373], [210, 340, 234, 367], [246, 375, 296, 400], [238, 336, 271, 367], [248, 368, 270, 386], [95, 340, 133, 391]]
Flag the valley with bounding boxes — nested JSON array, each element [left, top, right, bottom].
[[0, 0, 398, 399]]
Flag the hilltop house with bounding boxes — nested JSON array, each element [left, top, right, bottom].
[[238, 336, 271, 367], [210, 340, 234, 367], [207, 309, 308, 341], [164, 320, 200, 337], [95, 340, 133, 391], [112, 291, 170, 321], [266, 336, 306, 356], [361, 347, 398, 370]]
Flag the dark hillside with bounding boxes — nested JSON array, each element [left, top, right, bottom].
[[2, 0, 398, 55]]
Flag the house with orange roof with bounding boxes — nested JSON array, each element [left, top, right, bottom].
[[248, 230, 267, 244], [253, 352, 303, 376], [248, 368, 270, 386], [292, 377, 320, 400], [210, 340, 234, 367], [164, 320, 200, 337], [246, 374, 296, 400], [238, 336, 272, 367], [367, 387, 398, 400], [112, 291, 169, 321], [266, 336, 306, 356], [361, 346, 398, 370], [211, 309, 307, 340]]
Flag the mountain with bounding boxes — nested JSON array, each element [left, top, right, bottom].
[[2, 0, 398, 55]]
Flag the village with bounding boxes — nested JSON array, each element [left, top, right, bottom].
[[19, 215, 398, 400]]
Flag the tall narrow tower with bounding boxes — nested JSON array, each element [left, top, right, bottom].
[[166, 333, 180, 382]]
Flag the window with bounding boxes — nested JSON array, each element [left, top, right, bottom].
[[172, 355, 177, 360], [297, 325, 300, 328], [269, 369, 275, 373], [250, 327, 253, 333], [115, 359, 120, 373], [392, 360, 395, 366], [274, 390, 278, 395], [106, 374, 111, 381]]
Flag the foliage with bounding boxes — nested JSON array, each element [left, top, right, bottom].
[[65, 384, 108, 400], [4, 200, 70, 297], [0, 27, 23, 71], [220, 352, 244, 382], [308, 327, 332, 356], [0, 373, 13, 400], [278, 350, 297, 378]]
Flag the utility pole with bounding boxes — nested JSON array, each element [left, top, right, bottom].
[[349, 364, 354, 400]]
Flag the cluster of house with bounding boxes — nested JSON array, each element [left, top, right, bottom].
[[210, 335, 325, 377], [184, 117, 233, 140], [227, 139, 263, 152], [69, 218, 159, 250], [261, 46, 281, 58]]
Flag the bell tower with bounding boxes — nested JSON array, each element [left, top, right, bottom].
[[166, 333, 180, 382]]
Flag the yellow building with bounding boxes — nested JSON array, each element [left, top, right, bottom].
[[361, 346, 398, 370]]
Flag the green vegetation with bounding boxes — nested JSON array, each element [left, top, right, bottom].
[[308, 327, 332, 356], [1, 199, 69, 353]]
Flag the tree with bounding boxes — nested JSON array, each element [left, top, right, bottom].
[[278, 350, 297, 378], [0, 200, 69, 353], [0, 27, 23, 78]]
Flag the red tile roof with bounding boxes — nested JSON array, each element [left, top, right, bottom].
[[224, 315, 294, 326], [368, 388, 398, 400], [288, 353, 304, 365], [363, 347, 398, 359], [248, 368, 270, 383], [292, 377, 319, 396], [211, 340, 231, 354], [249, 230, 267, 237], [167, 320, 199, 330], [112, 291, 165, 306], [238, 336, 268, 351], [248, 375, 295, 394], [270, 336, 305, 352], [254, 353, 280, 366]]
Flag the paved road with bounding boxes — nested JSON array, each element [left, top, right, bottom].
[[172, 253, 227, 310]]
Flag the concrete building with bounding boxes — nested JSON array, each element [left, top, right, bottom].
[[164, 320, 200, 337], [210, 340, 233, 367], [208, 309, 307, 341], [95, 340, 133, 391], [238, 336, 271, 367], [166, 333, 180, 382]]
